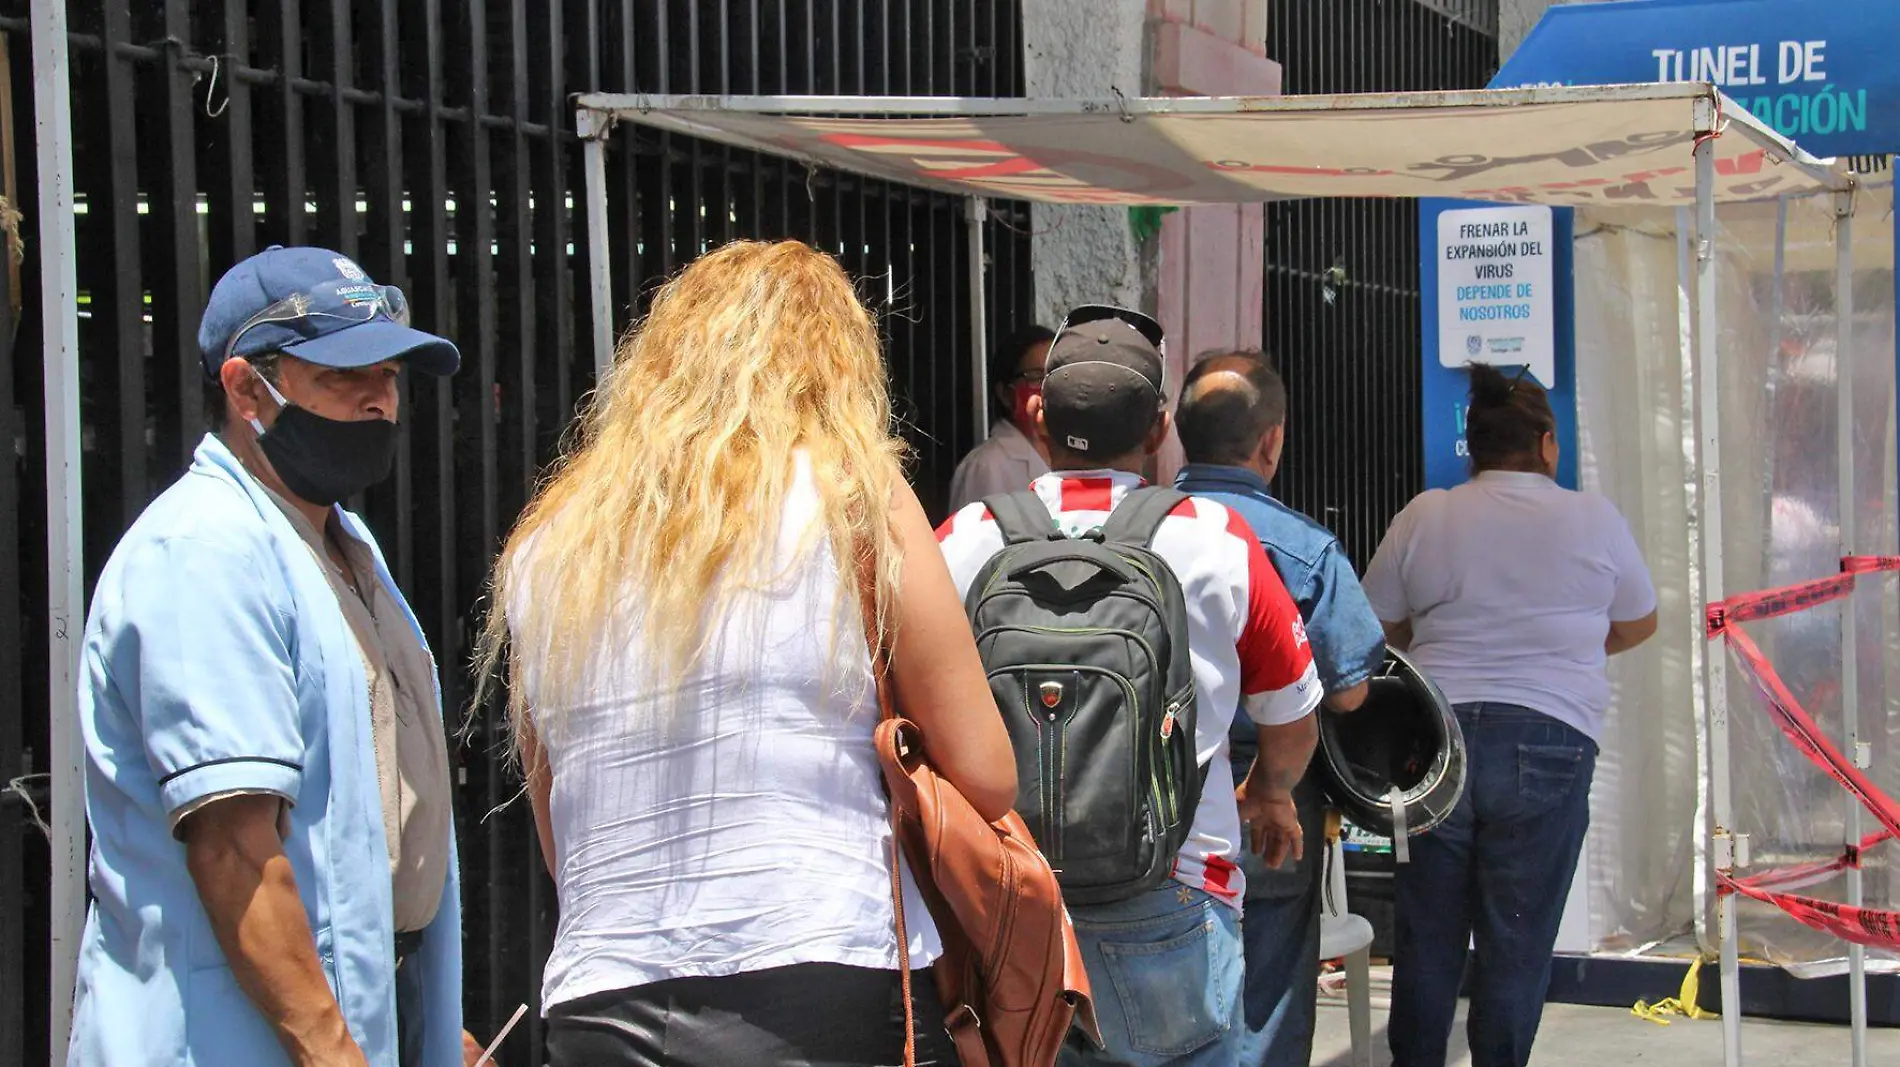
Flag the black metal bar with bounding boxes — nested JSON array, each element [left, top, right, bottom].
[[523, 4, 574, 1045], [442, 0, 504, 1039], [653, 0, 675, 276], [257, 0, 308, 247], [309, 0, 359, 257], [716, 1, 733, 247], [606, 0, 639, 332], [390, 22, 463, 1060], [502, 0, 536, 509], [363, 0, 415, 583], [92, 0, 146, 530], [491, 3, 537, 1053], [205, 0, 257, 274], [146, 0, 205, 473], [542, 1, 577, 422], [684, 0, 703, 256]]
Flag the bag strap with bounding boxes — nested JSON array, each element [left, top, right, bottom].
[[857, 548, 918, 1067], [1099, 485, 1188, 548], [982, 490, 1061, 545]]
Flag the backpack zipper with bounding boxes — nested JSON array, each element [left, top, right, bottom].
[[978, 623, 1164, 693], [1157, 691, 1193, 826], [994, 663, 1143, 873]]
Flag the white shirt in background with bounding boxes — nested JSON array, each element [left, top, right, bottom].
[[947, 420, 1049, 512], [1361, 470, 1656, 742]]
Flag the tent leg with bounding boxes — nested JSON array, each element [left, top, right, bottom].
[[583, 131, 614, 379], [1691, 109, 1742, 1067], [967, 196, 989, 446], [1833, 191, 1868, 1067], [32, 0, 87, 1060]]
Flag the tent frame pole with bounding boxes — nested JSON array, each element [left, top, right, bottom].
[[1691, 100, 1742, 1067], [580, 111, 615, 380], [1833, 189, 1868, 1067], [33, 0, 87, 1059], [967, 196, 989, 446]]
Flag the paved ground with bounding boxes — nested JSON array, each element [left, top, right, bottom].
[[1308, 966, 1899, 1066]]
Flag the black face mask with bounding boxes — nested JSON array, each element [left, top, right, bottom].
[[249, 377, 399, 506]]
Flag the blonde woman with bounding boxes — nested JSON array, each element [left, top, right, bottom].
[[478, 241, 1016, 1066]]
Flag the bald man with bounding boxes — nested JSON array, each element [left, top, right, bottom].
[[1174, 351, 1387, 1067]]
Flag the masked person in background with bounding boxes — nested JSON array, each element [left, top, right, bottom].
[[947, 325, 1055, 511], [70, 246, 483, 1067]]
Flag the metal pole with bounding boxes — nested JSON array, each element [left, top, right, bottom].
[[32, 0, 86, 1059], [1833, 190, 1868, 1067], [581, 125, 614, 380], [967, 196, 989, 446], [1692, 111, 1742, 1067], [1677, 205, 1715, 962]]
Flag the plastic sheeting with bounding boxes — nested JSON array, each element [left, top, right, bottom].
[[1572, 188, 1899, 973], [1573, 206, 1703, 954]]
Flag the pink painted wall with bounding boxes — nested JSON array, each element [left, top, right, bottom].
[[1146, 1, 1279, 482]]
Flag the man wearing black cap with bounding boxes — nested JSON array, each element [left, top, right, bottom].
[[937, 307, 1323, 1066], [69, 247, 476, 1067]]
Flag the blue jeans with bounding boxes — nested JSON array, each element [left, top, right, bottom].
[[1234, 774, 1326, 1067], [1389, 703, 1597, 1067], [1060, 883, 1244, 1067]]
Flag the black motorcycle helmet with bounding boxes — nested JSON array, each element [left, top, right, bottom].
[[1313, 646, 1466, 839]]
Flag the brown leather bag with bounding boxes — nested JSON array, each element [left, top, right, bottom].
[[862, 602, 1097, 1067]]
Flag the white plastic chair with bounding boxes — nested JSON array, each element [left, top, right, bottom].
[[1319, 821, 1375, 1067]]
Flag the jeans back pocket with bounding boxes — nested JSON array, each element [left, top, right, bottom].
[[1098, 903, 1238, 1058], [1516, 743, 1591, 815]]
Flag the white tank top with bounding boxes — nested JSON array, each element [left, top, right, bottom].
[[519, 453, 941, 1012]]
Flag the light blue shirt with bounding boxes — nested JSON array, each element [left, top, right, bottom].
[[69, 433, 463, 1067]]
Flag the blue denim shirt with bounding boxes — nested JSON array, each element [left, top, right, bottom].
[[1174, 464, 1387, 775]]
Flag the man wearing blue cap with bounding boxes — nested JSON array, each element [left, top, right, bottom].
[[69, 247, 472, 1067]]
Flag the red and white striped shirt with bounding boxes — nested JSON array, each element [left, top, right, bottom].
[[936, 469, 1320, 908]]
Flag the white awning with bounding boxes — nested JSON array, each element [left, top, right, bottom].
[[576, 83, 1857, 208]]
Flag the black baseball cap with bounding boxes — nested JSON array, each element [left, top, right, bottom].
[[1041, 305, 1166, 460]]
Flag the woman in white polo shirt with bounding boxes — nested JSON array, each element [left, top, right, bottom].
[[1362, 364, 1658, 1067]]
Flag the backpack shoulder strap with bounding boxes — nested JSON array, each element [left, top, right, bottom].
[[981, 491, 1060, 545], [1100, 486, 1190, 548]]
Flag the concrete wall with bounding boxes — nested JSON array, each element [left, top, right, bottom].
[[1023, 0, 1281, 479], [1020, 0, 1279, 335], [1021, 0, 1149, 328], [1500, 0, 1607, 63]]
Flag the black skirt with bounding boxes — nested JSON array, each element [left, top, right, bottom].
[[545, 962, 961, 1067]]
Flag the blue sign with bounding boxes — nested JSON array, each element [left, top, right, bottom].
[[1420, 200, 1578, 491], [1493, 0, 1900, 159]]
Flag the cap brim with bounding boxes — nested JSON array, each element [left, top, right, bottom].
[[282, 318, 461, 376]]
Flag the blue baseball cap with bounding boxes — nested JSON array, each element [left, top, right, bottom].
[[197, 245, 460, 379]]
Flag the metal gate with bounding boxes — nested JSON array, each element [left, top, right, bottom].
[[1263, 0, 1500, 566], [0, 4, 1029, 1063]]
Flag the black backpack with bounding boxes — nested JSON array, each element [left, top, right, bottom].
[[967, 487, 1202, 905]]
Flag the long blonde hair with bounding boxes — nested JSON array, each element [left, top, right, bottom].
[[475, 240, 908, 755]]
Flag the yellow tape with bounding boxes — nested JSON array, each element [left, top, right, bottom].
[[1632, 957, 1721, 1025]]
